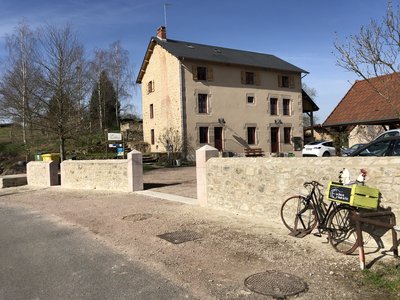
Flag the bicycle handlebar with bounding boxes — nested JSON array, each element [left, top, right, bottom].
[[303, 181, 324, 188]]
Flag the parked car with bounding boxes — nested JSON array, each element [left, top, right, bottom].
[[302, 141, 336, 157], [341, 143, 366, 156], [350, 136, 400, 156], [373, 129, 400, 141]]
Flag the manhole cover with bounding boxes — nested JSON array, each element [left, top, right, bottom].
[[244, 270, 308, 299], [122, 213, 152, 222], [157, 230, 202, 244]]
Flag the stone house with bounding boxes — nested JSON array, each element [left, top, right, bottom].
[[323, 73, 400, 146], [136, 27, 312, 157]]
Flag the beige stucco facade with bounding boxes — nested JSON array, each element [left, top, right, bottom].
[[140, 40, 304, 157]]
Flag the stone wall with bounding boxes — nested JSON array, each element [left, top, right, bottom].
[[206, 157, 400, 220], [61, 160, 129, 191], [60, 151, 143, 192], [27, 161, 59, 186]]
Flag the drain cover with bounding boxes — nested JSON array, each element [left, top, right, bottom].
[[157, 230, 202, 244], [122, 213, 152, 222], [244, 270, 307, 298]]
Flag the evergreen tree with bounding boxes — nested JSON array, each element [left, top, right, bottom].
[[89, 71, 119, 131]]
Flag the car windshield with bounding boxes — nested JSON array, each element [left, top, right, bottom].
[[375, 130, 400, 140], [357, 140, 392, 156]]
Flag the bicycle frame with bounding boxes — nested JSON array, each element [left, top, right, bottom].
[[301, 181, 338, 232]]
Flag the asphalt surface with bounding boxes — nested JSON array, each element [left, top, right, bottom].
[[0, 206, 193, 300]]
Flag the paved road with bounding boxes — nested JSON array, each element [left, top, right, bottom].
[[0, 206, 193, 300]]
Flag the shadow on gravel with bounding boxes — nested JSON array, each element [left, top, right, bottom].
[[144, 182, 182, 190], [0, 187, 49, 198]]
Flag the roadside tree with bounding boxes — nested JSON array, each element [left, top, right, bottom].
[[334, 0, 400, 118]]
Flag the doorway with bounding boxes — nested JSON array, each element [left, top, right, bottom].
[[271, 127, 279, 153], [214, 127, 223, 151]]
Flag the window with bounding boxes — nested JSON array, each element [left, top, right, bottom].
[[197, 66, 207, 81], [147, 80, 154, 94], [281, 76, 289, 88], [283, 99, 291, 116], [241, 71, 260, 85], [198, 93, 208, 113], [247, 127, 256, 145], [247, 95, 255, 104], [278, 75, 294, 88], [357, 140, 391, 156], [199, 127, 209, 143], [284, 127, 291, 144], [149, 104, 154, 119], [150, 129, 155, 145], [193, 65, 213, 81], [245, 72, 254, 85], [270, 98, 278, 115]]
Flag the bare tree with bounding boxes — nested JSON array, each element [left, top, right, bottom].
[[107, 41, 133, 128], [0, 23, 43, 159], [334, 0, 400, 117], [34, 24, 87, 161]]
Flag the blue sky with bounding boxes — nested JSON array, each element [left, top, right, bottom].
[[0, 0, 392, 122]]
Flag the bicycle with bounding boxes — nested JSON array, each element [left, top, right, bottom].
[[280, 181, 359, 254]]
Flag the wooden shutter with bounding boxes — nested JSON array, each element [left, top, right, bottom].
[[241, 71, 246, 84], [289, 76, 295, 89], [192, 65, 198, 80], [207, 67, 213, 81], [278, 75, 282, 87], [255, 71, 261, 85]]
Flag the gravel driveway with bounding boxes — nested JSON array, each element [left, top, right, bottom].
[[0, 166, 398, 299]]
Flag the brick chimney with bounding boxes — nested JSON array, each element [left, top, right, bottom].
[[157, 26, 167, 40]]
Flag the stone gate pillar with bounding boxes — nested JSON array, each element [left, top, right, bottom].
[[196, 145, 219, 206], [127, 150, 143, 192]]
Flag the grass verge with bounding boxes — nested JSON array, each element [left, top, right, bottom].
[[362, 264, 400, 296]]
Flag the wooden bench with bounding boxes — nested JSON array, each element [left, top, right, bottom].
[[244, 148, 265, 157]]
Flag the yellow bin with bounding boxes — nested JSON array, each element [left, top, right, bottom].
[[41, 153, 60, 162]]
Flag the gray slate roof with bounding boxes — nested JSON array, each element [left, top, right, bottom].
[[154, 37, 307, 73]]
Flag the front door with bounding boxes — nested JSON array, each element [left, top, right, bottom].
[[214, 127, 223, 151], [271, 127, 279, 153]]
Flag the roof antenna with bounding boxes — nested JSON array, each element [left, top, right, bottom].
[[164, 3, 172, 28]]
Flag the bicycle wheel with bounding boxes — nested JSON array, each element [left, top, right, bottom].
[[281, 196, 317, 233], [327, 205, 358, 254]]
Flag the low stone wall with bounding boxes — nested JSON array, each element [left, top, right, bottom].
[[27, 161, 59, 186], [206, 157, 400, 220], [61, 160, 128, 191], [61, 150, 143, 192]]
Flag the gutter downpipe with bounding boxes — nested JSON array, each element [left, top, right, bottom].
[[179, 58, 188, 159]]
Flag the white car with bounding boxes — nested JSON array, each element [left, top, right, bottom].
[[373, 129, 400, 141], [302, 141, 336, 157]]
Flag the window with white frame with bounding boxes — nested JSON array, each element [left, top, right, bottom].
[[197, 93, 208, 114], [247, 94, 255, 104], [283, 98, 291, 116], [270, 98, 278, 115], [247, 127, 256, 145]]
